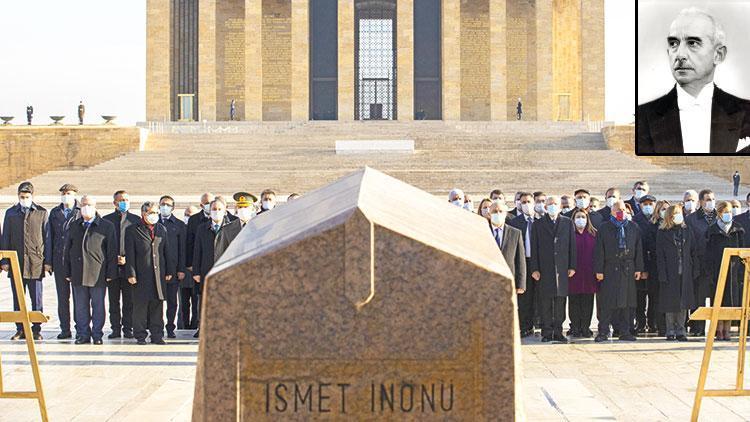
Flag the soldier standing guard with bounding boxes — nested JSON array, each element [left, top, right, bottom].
[[517, 97, 523, 120], [229, 99, 236, 121], [78, 101, 85, 125], [26, 105, 33, 125]]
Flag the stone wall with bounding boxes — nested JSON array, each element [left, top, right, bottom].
[[460, 0, 491, 120], [602, 125, 750, 184], [0, 127, 143, 189], [262, 0, 292, 120], [506, 0, 536, 120], [216, 0, 246, 120]]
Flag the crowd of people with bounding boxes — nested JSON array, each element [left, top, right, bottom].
[[0, 178, 747, 345], [451, 180, 748, 343]]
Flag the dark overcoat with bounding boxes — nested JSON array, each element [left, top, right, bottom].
[[594, 220, 644, 309]]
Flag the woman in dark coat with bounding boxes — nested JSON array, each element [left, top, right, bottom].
[[705, 201, 745, 341], [656, 204, 696, 341], [568, 210, 597, 338]]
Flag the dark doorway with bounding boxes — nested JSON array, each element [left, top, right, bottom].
[[310, 0, 338, 120], [414, 0, 441, 120], [170, 0, 199, 121], [354, 0, 397, 120]]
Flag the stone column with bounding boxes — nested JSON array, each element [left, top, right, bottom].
[[338, 0, 355, 121], [291, 0, 310, 121], [442, 0, 461, 121], [535, 0, 553, 121], [245, 0, 262, 121], [146, 0, 171, 121], [489, 0, 507, 121], [198, 0, 217, 121], [581, 0, 604, 121], [397, 0, 414, 121]]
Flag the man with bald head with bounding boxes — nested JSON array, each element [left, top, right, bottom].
[[637, 7, 750, 154]]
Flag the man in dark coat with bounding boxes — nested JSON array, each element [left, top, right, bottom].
[[158, 195, 186, 338], [1, 182, 49, 340], [102, 190, 141, 339], [633, 194, 664, 335], [564, 189, 604, 228], [488, 202, 526, 293], [685, 188, 717, 336], [529, 196, 577, 343], [733, 171, 741, 197], [509, 192, 539, 337], [179, 205, 201, 329], [125, 201, 175, 345], [594, 200, 644, 342], [45, 183, 81, 339], [735, 192, 750, 246], [625, 181, 649, 216], [595, 188, 621, 229], [192, 197, 243, 338], [65, 195, 117, 344]]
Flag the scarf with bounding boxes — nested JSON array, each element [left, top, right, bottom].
[[703, 209, 717, 226], [609, 216, 628, 250]]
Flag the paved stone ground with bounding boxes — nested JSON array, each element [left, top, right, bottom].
[[1, 273, 749, 421]]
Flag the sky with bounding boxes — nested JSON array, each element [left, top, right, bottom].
[[0, 0, 634, 125]]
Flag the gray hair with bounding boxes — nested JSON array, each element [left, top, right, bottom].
[[140, 201, 157, 213], [80, 194, 96, 206], [674, 7, 726, 47]]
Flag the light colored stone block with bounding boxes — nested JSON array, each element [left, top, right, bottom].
[[442, 0, 461, 121], [397, 0, 414, 121], [146, 0, 171, 122], [338, 0, 354, 121], [490, 0, 507, 121], [199, 0, 217, 121], [245, 0, 262, 121], [291, 0, 310, 121], [335, 139, 415, 154]]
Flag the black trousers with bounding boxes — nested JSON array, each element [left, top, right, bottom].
[[540, 295, 567, 338], [597, 305, 634, 337], [108, 277, 133, 333], [133, 299, 164, 341], [54, 270, 74, 333], [9, 277, 43, 334], [165, 282, 179, 332], [568, 293, 594, 334], [517, 258, 536, 332]]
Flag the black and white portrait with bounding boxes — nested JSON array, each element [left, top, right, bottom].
[[637, 1, 750, 155]]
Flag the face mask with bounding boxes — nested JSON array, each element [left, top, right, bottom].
[[490, 213, 505, 226], [546, 204, 559, 216], [575, 197, 590, 209], [262, 200, 275, 211], [160, 205, 173, 217], [210, 210, 225, 223], [19, 197, 32, 208], [202, 203, 211, 214], [606, 197, 617, 208], [673, 213, 684, 225], [732, 207, 742, 216], [480, 208, 490, 217], [625, 213, 632, 221], [463, 201, 474, 211], [81, 205, 96, 219], [574, 217, 587, 229], [61, 194, 76, 207], [534, 203, 546, 215], [146, 213, 159, 225], [562, 207, 572, 214], [451, 199, 463, 208], [721, 212, 733, 223], [634, 189, 646, 199], [117, 201, 129, 212], [642, 204, 654, 216], [615, 211, 625, 221], [684, 200, 695, 211], [704, 200, 716, 212], [659, 209, 667, 219], [237, 207, 254, 221], [521, 203, 534, 216]]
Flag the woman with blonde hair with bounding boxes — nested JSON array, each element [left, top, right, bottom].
[[705, 201, 746, 341], [656, 204, 696, 341], [651, 200, 671, 225]]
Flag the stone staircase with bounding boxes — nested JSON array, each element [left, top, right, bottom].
[[0, 121, 744, 210]]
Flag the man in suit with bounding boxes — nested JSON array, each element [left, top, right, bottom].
[[45, 183, 81, 339], [1, 182, 49, 340], [191, 196, 242, 338], [488, 201, 526, 303], [102, 190, 141, 339], [564, 189, 605, 229], [685, 188, 717, 336], [596, 188, 621, 228], [625, 181, 649, 216], [509, 192, 538, 338], [65, 195, 117, 345], [637, 7, 750, 154], [125, 202, 175, 345], [158, 195, 186, 338], [179, 205, 200, 330], [529, 196, 577, 343]]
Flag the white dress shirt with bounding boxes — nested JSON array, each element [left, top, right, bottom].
[[677, 83, 713, 154]]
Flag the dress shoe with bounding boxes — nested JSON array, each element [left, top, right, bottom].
[[520, 329, 533, 338], [582, 329, 594, 338], [108, 331, 121, 339], [151, 338, 166, 345], [676, 335, 688, 342], [619, 334, 637, 341], [167, 331, 176, 339], [57, 331, 72, 340], [541, 335, 553, 342], [123, 330, 134, 339], [136, 339, 148, 345], [11, 331, 25, 340], [33, 333, 43, 341], [594, 334, 608, 343], [193, 330, 200, 338], [93, 339, 103, 345], [75, 337, 91, 344], [666, 335, 675, 341], [552, 335, 569, 344], [691, 330, 705, 337]]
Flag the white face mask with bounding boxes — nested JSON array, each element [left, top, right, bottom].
[[262, 200, 275, 210], [490, 213, 505, 227], [19, 197, 32, 208], [61, 193, 76, 207], [210, 210, 225, 223], [634, 188, 646, 199], [237, 207, 254, 221], [159, 205, 173, 217], [659, 209, 667, 219], [534, 203, 546, 215], [684, 200, 695, 211], [704, 200, 716, 212], [81, 205, 96, 219], [673, 213, 684, 225], [451, 199, 463, 207], [606, 197, 617, 208], [146, 213, 159, 225], [202, 203, 211, 214], [575, 197, 590, 210], [521, 203, 534, 216], [463, 201, 474, 211], [574, 217, 587, 229]]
